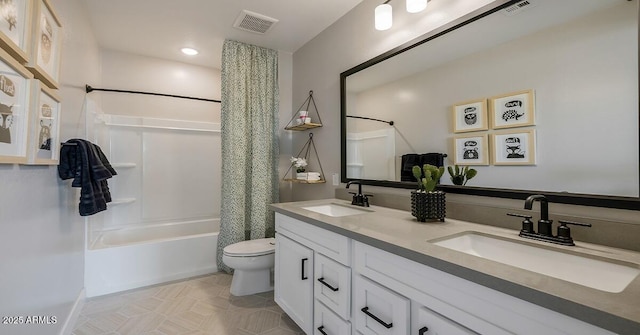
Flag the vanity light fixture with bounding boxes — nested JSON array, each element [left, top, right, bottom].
[[375, 1, 393, 31], [376, 0, 429, 31], [181, 47, 199, 56]]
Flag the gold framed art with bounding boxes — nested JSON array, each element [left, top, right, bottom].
[[25, 0, 61, 89], [452, 134, 489, 166], [491, 129, 536, 165], [0, 46, 33, 164], [25, 79, 59, 164], [452, 98, 488, 133], [0, 0, 33, 64], [489, 89, 535, 129]]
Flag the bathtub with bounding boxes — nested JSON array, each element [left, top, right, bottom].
[[85, 218, 219, 297]]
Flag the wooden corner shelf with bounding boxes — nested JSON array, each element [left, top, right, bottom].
[[285, 90, 323, 131], [283, 178, 326, 184], [284, 123, 323, 131]]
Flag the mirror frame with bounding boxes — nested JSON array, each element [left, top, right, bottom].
[[340, 0, 640, 210]]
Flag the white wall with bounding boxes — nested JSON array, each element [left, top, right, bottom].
[[0, 1, 101, 334], [290, 0, 495, 200], [100, 49, 221, 122]]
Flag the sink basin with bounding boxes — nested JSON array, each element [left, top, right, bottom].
[[432, 232, 640, 293], [302, 203, 371, 217]]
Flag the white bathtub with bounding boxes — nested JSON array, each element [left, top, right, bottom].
[[85, 218, 219, 297]]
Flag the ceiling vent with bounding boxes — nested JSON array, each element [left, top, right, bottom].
[[502, 0, 538, 16], [233, 10, 279, 34]]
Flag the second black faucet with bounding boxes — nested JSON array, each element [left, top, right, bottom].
[[346, 180, 372, 207]]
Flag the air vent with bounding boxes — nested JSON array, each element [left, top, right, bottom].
[[502, 0, 538, 16], [233, 10, 278, 34]]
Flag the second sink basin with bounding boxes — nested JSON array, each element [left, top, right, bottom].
[[302, 203, 372, 217], [432, 232, 640, 293]]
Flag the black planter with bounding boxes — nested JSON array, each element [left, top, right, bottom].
[[411, 190, 446, 222]]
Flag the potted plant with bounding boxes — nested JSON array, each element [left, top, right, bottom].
[[411, 164, 446, 222], [447, 165, 477, 186]]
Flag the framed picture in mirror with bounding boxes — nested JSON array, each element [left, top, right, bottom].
[[0, 46, 33, 164], [452, 98, 488, 133], [25, 79, 59, 165], [491, 129, 536, 165], [0, 0, 33, 64], [25, 0, 61, 89], [490, 89, 535, 129], [452, 134, 489, 166]]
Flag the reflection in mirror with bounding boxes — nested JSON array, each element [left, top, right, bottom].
[[342, 0, 639, 203]]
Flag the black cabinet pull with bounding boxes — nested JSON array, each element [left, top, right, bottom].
[[419, 326, 429, 335], [317, 277, 339, 291], [361, 307, 393, 329], [317, 325, 328, 335], [301, 258, 308, 280]]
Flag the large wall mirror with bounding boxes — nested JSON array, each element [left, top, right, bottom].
[[341, 0, 640, 209]]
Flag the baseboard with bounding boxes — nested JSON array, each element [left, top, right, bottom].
[[87, 267, 217, 298], [59, 288, 86, 335]]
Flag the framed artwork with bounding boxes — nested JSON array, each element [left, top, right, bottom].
[[490, 89, 535, 129], [0, 46, 33, 164], [25, 0, 60, 89], [0, 0, 33, 63], [491, 129, 536, 165], [452, 98, 488, 133], [452, 134, 489, 166], [25, 79, 59, 164]]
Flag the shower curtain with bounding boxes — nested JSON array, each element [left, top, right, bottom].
[[216, 40, 279, 273]]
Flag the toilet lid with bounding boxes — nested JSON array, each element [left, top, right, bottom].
[[223, 237, 276, 257]]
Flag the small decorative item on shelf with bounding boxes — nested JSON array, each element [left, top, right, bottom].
[[410, 164, 446, 222], [447, 165, 477, 186], [285, 90, 323, 131], [283, 133, 326, 183]]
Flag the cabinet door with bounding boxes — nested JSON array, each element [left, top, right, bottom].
[[275, 233, 314, 335], [354, 275, 410, 335], [412, 305, 477, 335], [315, 253, 351, 320]]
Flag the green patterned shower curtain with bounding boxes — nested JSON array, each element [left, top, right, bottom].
[[216, 40, 279, 273]]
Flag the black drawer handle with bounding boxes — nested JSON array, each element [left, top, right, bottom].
[[361, 306, 393, 329], [301, 258, 308, 280], [419, 326, 429, 335], [317, 325, 328, 335], [317, 277, 339, 291]]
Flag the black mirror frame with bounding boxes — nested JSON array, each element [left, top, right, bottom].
[[340, 0, 640, 211]]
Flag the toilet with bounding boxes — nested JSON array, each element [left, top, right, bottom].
[[222, 237, 276, 296]]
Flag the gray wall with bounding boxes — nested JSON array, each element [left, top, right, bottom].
[[0, 1, 101, 335], [290, 0, 494, 200]]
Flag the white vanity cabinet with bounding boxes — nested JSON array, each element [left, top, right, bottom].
[[274, 212, 617, 335], [275, 213, 352, 335]]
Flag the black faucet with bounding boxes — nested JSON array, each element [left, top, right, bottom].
[[524, 194, 552, 236], [508, 194, 592, 246], [346, 180, 371, 207]]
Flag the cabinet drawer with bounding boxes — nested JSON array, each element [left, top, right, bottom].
[[315, 253, 351, 320], [354, 275, 409, 335], [276, 213, 351, 265], [413, 305, 476, 335], [314, 300, 351, 335]]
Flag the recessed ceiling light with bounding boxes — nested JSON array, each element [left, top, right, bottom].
[[181, 47, 199, 56]]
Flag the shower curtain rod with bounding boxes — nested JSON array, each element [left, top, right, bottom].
[[346, 115, 394, 126], [85, 85, 221, 103]]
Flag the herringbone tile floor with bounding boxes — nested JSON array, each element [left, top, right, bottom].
[[72, 273, 304, 335]]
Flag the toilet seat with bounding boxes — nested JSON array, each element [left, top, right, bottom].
[[223, 237, 275, 257]]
